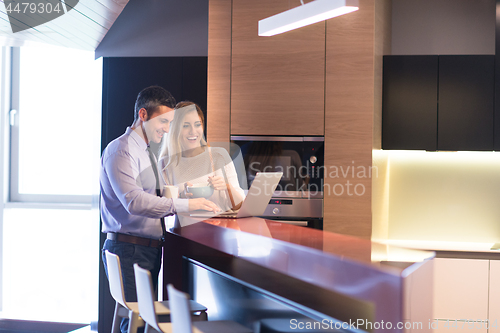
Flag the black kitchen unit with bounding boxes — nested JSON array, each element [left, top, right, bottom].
[[101, 57, 208, 153], [99, 56, 208, 333], [382, 55, 438, 150], [382, 55, 495, 151]]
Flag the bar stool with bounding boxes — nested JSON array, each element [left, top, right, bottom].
[[134, 263, 254, 333], [105, 251, 207, 333]]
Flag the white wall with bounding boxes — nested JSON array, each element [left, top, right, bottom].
[[391, 0, 495, 55]]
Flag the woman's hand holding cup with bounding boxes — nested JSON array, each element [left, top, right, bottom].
[[181, 182, 194, 198], [208, 175, 226, 191]]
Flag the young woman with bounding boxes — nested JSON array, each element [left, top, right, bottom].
[[159, 101, 245, 212]]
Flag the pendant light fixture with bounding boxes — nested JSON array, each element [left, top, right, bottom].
[[258, 0, 359, 37]]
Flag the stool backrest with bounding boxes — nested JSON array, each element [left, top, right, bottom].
[[105, 250, 129, 309], [133, 263, 163, 333], [167, 284, 194, 333]]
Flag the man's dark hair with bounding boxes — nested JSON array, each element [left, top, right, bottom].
[[134, 86, 176, 121]]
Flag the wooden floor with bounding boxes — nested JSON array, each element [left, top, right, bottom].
[[0, 319, 90, 333]]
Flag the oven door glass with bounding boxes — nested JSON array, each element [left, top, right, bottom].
[[231, 137, 324, 194]]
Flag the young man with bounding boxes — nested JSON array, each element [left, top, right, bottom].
[[100, 86, 218, 333]]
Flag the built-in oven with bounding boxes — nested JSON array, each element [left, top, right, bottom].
[[231, 136, 324, 229]]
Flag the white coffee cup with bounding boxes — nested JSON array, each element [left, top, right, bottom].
[[162, 185, 179, 199]]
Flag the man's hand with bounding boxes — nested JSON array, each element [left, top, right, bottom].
[[188, 198, 220, 213]]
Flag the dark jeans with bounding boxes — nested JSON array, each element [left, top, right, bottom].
[[102, 239, 162, 333]]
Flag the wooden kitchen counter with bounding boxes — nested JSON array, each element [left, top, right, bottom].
[[163, 217, 434, 333]]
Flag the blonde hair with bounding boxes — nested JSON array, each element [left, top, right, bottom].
[[159, 101, 208, 169]]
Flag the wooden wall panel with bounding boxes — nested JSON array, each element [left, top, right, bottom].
[[207, 0, 232, 143], [230, 0, 325, 136], [372, 0, 392, 240], [324, 0, 389, 239], [207, 0, 390, 239], [374, 0, 392, 150]]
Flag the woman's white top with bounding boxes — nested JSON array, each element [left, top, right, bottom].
[[159, 146, 246, 211]]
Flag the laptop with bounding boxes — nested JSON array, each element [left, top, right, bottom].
[[190, 172, 283, 219]]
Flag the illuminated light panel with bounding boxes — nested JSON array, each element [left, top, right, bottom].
[[373, 149, 500, 165], [258, 0, 359, 37], [372, 150, 500, 244]]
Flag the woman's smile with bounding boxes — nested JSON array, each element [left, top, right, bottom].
[[180, 111, 204, 153]]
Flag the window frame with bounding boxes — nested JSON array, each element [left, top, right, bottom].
[[8, 46, 95, 206]]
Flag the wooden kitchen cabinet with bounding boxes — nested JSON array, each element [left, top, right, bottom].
[[382, 55, 495, 151], [208, 0, 389, 238], [230, 0, 325, 136]]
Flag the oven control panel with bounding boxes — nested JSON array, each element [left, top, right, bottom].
[[269, 199, 293, 205], [263, 198, 323, 219], [304, 140, 324, 181]]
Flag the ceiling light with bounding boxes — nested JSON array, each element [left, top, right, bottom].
[[258, 0, 359, 37]]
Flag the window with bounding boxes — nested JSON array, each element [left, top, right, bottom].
[[9, 44, 102, 204], [1, 44, 102, 324]]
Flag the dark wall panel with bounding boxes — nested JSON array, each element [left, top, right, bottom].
[[181, 57, 208, 135], [101, 57, 208, 150], [99, 56, 207, 333]]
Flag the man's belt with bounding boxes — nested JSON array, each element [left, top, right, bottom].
[[107, 232, 163, 248]]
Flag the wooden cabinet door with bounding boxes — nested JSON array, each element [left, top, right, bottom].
[[438, 55, 494, 151], [231, 0, 325, 136], [382, 55, 438, 150]]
